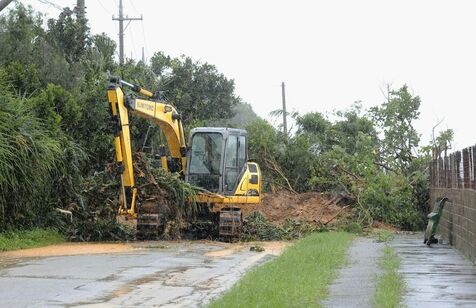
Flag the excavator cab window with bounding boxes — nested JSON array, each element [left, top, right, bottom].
[[224, 135, 247, 193], [188, 132, 223, 192]]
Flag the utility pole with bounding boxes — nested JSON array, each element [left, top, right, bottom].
[[0, 0, 14, 12], [281, 82, 288, 139], [112, 0, 142, 65], [74, 0, 85, 18]]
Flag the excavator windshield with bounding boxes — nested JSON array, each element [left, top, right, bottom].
[[187, 128, 248, 195], [188, 132, 223, 192]]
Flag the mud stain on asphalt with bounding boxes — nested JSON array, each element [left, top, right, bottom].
[[0, 240, 292, 307], [0, 243, 136, 258], [205, 241, 291, 258]]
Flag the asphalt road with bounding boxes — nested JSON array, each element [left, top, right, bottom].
[[0, 241, 285, 307]]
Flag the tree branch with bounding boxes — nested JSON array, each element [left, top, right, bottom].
[[264, 157, 298, 194]]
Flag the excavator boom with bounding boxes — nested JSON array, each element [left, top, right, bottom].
[[107, 77, 187, 216]]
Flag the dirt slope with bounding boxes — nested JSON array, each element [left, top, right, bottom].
[[242, 191, 350, 225]]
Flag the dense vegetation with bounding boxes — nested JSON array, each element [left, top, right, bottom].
[[249, 95, 444, 230], [0, 4, 244, 236], [0, 229, 64, 252], [0, 4, 450, 237]]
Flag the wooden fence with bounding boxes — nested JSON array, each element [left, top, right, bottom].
[[431, 145, 476, 264], [431, 146, 476, 189]]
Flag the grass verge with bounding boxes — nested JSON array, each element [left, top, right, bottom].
[[0, 229, 65, 252], [374, 246, 405, 308], [209, 232, 354, 307], [373, 229, 394, 243]]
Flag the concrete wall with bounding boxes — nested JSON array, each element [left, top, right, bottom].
[[431, 146, 476, 263], [431, 188, 476, 263]]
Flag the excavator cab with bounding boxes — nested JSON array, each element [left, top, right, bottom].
[[186, 127, 261, 238], [186, 128, 248, 195]]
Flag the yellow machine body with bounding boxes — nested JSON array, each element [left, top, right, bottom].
[[195, 162, 261, 210]]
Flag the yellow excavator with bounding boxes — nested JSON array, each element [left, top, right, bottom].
[[106, 77, 261, 239]]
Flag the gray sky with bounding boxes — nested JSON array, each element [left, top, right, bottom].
[[14, 0, 476, 149]]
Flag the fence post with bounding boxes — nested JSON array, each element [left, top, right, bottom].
[[445, 155, 450, 188], [463, 148, 470, 189], [456, 151, 462, 188], [473, 146, 476, 190]]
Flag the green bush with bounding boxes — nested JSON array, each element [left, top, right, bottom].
[[0, 229, 64, 251], [344, 222, 363, 234], [360, 174, 423, 230]]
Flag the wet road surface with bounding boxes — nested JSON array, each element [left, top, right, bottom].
[[392, 233, 476, 308], [0, 241, 286, 307]]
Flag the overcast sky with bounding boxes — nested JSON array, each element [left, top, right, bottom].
[[13, 0, 476, 149]]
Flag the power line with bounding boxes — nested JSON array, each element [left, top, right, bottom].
[[127, 0, 148, 62], [97, 0, 112, 15], [127, 0, 139, 14], [37, 0, 63, 11]]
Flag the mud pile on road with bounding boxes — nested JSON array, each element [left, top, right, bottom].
[[242, 191, 350, 226], [240, 191, 351, 241]]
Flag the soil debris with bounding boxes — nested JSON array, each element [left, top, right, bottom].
[[242, 191, 351, 226], [204, 241, 290, 258]]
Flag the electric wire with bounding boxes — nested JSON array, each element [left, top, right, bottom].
[[127, 0, 148, 62], [127, 0, 140, 14], [37, 0, 62, 11], [97, 0, 112, 15]]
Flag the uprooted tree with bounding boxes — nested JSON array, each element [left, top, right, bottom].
[[246, 88, 437, 230]]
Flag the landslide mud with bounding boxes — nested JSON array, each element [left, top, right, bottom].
[[242, 191, 350, 225], [0, 243, 136, 258]]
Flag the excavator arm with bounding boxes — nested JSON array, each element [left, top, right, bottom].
[[106, 77, 187, 216]]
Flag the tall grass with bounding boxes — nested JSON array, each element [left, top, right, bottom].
[[0, 228, 64, 251], [0, 71, 82, 231], [374, 246, 405, 307]]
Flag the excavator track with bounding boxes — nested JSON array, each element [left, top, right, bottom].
[[219, 207, 242, 240], [136, 202, 161, 240]]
